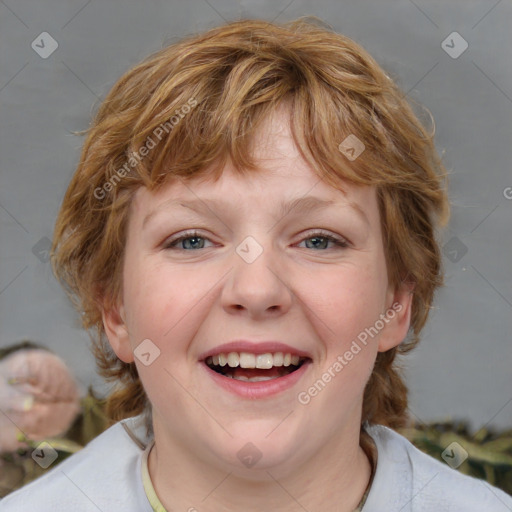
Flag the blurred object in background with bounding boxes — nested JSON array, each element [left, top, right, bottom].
[[398, 421, 512, 497], [0, 386, 108, 498], [0, 341, 81, 453], [0, 340, 108, 497]]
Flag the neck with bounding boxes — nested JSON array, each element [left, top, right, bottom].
[[148, 419, 373, 512]]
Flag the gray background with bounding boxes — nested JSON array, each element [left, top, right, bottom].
[[1, 0, 511, 432]]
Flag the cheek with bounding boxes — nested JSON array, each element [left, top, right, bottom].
[[122, 259, 188, 331], [122, 260, 215, 362], [301, 269, 384, 409], [310, 261, 387, 345]]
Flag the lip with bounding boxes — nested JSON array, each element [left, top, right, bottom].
[[200, 358, 312, 399], [198, 340, 313, 361]]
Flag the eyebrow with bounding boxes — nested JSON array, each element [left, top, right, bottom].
[[142, 195, 369, 228]]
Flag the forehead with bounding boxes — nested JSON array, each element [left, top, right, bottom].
[[130, 106, 380, 227]]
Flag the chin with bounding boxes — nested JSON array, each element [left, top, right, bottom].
[[207, 431, 303, 475]]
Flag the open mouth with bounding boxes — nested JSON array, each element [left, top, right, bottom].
[[204, 352, 310, 382]]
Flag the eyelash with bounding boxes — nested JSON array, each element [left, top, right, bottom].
[[164, 230, 349, 251]]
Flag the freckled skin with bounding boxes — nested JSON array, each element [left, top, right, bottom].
[[102, 106, 413, 511]]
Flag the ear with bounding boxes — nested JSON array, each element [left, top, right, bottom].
[[377, 280, 415, 353], [102, 298, 134, 363]]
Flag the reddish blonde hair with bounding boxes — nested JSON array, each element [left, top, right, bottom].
[[51, 18, 449, 430]]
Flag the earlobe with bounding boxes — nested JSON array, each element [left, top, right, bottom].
[[377, 282, 415, 353], [102, 300, 134, 363]]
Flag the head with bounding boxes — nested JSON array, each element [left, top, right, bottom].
[[51, 18, 449, 457]]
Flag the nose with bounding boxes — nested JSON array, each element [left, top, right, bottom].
[[221, 236, 293, 320]]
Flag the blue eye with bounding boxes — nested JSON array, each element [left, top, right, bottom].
[[299, 232, 349, 250], [164, 230, 349, 251], [164, 231, 211, 250]]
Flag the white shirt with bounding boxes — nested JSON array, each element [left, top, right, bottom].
[[1, 414, 511, 511]]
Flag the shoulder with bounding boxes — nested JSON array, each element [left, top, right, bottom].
[[0, 415, 152, 512], [363, 424, 512, 512]]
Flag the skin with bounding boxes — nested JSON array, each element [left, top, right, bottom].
[[103, 106, 413, 511]]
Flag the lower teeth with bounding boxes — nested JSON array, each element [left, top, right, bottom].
[[226, 375, 277, 382]]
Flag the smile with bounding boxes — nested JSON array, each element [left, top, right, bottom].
[[205, 351, 309, 382], [201, 349, 312, 399]]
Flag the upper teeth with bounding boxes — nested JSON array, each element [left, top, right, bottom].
[[206, 352, 301, 369]]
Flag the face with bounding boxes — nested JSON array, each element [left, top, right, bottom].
[[103, 107, 412, 478]]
